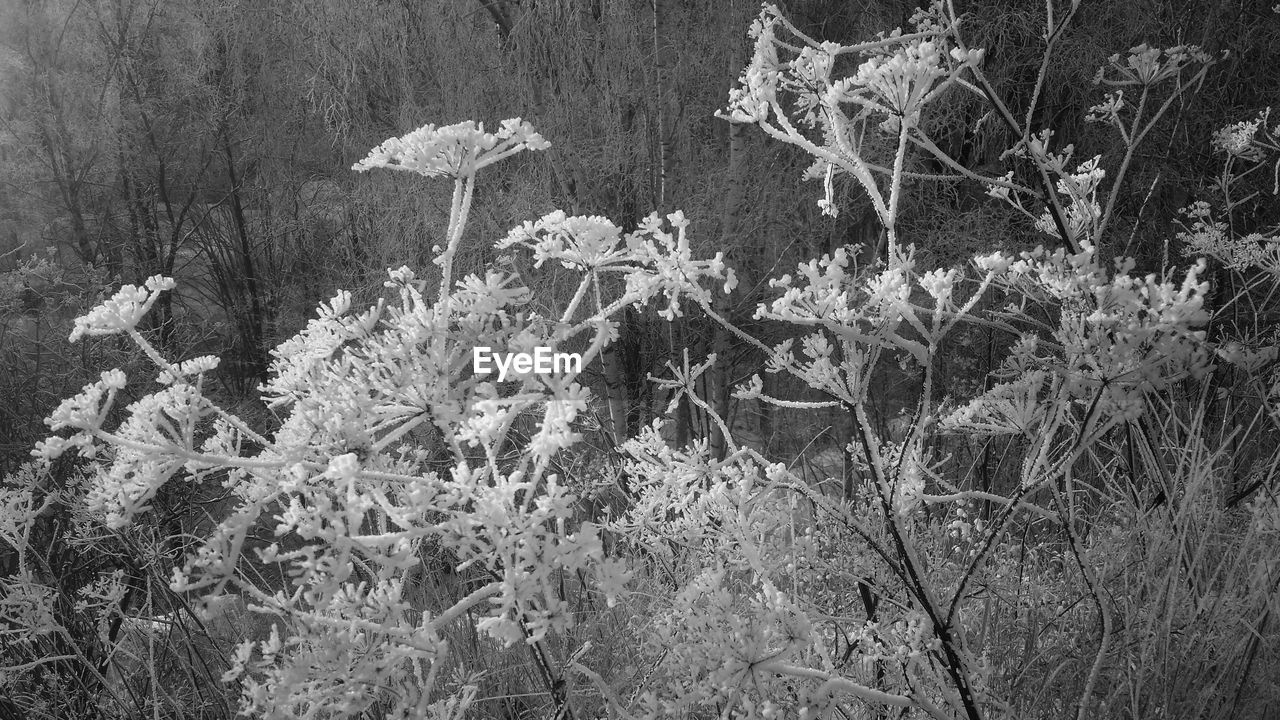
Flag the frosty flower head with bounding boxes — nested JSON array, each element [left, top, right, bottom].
[[1097, 43, 1211, 87], [70, 275, 175, 342], [721, 0, 980, 131], [852, 39, 947, 121], [1085, 90, 1125, 124], [791, 44, 838, 86], [157, 356, 220, 385], [719, 5, 784, 123], [1180, 211, 1280, 273], [837, 5, 982, 127], [987, 248, 1212, 413], [1123, 44, 1163, 83], [622, 211, 738, 321], [974, 251, 1012, 274], [352, 118, 550, 179], [1211, 113, 1267, 161], [498, 211, 626, 270], [918, 267, 957, 303], [44, 369, 127, 435]]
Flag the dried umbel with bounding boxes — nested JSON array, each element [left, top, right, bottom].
[[351, 118, 549, 179]]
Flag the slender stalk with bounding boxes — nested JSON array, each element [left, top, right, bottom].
[[886, 119, 911, 250], [437, 171, 477, 303]]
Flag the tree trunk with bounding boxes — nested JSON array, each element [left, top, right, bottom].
[[708, 46, 747, 461], [223, 136, 268, 382], [601, 340, 630, 447]]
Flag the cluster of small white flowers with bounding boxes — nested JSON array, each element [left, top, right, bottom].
[[259, 289, 382, 407], [790, 43, 838, 88], [498, 211, 627, 270], [156, 355, 220, 385], [918, 267, 957, 304], [499, 210, 737, 323], [1178, 201, 1280, 274], [350, 117, 549, 178], [846, 39, 981, 133], [83, 384, 210, 528], [1211, 118, 1263, 160], [851, 39, 948, 125], [44, 369, 126, 432], [758, 246, 989, 384], [863, 262, 913, 313], [984, 133, 1116, 248], [440, 469, 619, 646], [612, 422, 728, 548], [761, 247, 858, 325], [69, 275, 175, 342], [973, 250, 1012, 274]]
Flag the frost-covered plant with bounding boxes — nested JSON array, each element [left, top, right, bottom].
[[6, 6, 1280, 720], [724, 2, 1214, 259], [14, 117, 737, 719], [720, 1, 985, 246], [623, 239, 1211, 718], [983, 42, 1215, 254], [604, 4, 1240, 719], [1177, 108, 1280, 276], [1080, 42, 1215, 245]]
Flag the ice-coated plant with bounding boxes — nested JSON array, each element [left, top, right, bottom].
[[1077, 42, 1214, 246], [1178, 108, 1280, 275], [618, 235, 1211, 718], [19, 117, 737, 718], [6, 4, 1280, 720], [723, 0, 1216, 260], [720, 1, 985, 246], [595, 4, 1234, 719]]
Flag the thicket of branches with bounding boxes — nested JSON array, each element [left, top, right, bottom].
[[2, 1, 1280, 719]]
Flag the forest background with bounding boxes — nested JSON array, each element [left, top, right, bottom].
[[2, 0, 1280, 718]]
